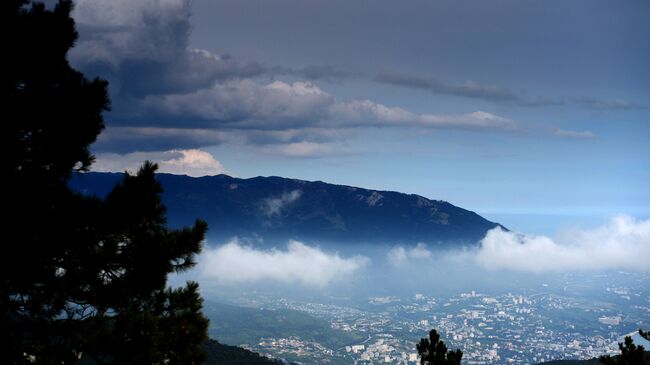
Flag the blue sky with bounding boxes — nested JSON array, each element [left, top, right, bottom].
[[69, 0, 650, 233]]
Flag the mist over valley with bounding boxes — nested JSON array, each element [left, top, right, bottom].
[[72, 172, 650, 365]]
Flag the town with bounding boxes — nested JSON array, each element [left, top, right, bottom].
[[233, 281, 649, 365]]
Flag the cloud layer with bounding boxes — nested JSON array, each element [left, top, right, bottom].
[[375, 71, 645, 110], [199, 240, 369, 286], [94, 127, 230, 153], [143, 80, 518, 131], [69, 0, 522, 156], [472, 215, 650, 273]]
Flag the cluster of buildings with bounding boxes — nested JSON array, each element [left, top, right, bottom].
[[255, 336, 338, 364], [346, 336, 419, 364], [416, 292, 624, 364], [238, 282, 648, 365]]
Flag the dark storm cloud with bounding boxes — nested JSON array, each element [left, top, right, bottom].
[[93, 127, 229, 153], [71, 0, 267, 99], [69, 0, 532, 156]]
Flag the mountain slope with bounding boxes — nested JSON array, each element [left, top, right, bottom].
[[203, 339, 284, 365], [203, 302, 365, 350], [70, 172, 503, 245]]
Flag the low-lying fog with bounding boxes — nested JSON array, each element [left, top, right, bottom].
[[172, 215, 650, 302], [168, 214, 650, 365]]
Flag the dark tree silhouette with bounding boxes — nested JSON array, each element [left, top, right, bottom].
[[641, 329, 650, 341], [2, 1, 208, 364], [600, 335, 648, 365], [417, 329, 463, 365]]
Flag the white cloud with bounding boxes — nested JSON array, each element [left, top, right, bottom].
[[259, 142, 353, 158], [387, 243, 433, 267], [471, 215, 650, 273], [418, 111, 517, 130], [199, 240, 369, 286], [332, 100, 517, 130], [143, 80, 333, 129], [572, 97, 645, 111], [261, 190, 303, 217], [245, 128, 352, 145], [93, 149, 226, 177], [159, 149, 226, 176], [553, 128, 595, 139], [144, 79, 518, 132]]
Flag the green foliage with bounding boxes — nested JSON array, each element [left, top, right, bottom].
[[3, 0, 109, 182], [600, 336, 648, 365], [417, 329, 463, 365], [2, 1, 209, 364]]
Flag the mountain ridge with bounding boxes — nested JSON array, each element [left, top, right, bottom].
[[70, 172, 504, 245], [203, 339, 284, 365]]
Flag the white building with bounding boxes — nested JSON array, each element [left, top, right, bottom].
[[598, 316, 621, 326]]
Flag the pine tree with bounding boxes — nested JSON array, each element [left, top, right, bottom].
[[2, 1, 209, 364], [600, 336, 648, 365], [417, 329, 463, 365]]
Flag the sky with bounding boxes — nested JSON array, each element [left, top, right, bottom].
[[68, 0, 650, 233]]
